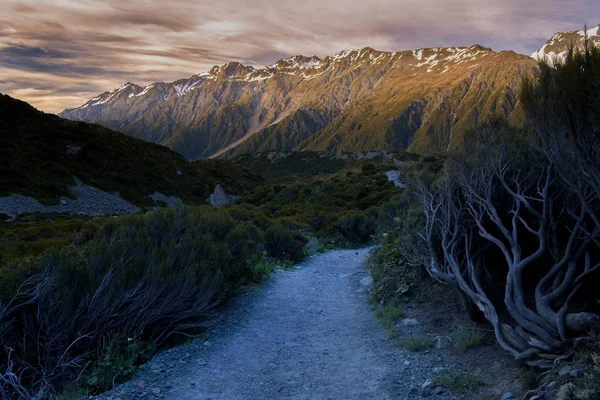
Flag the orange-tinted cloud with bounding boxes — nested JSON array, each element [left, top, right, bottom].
[[1, 0, 598, 113]]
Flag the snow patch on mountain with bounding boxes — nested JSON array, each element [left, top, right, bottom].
[[71, 45, 497, 110], [531, 23, 600, 62]]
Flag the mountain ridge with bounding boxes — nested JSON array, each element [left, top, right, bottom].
[[531, 23, 600, 62], [60, 44, 539, 159]]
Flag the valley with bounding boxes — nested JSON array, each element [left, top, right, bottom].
[[1, 17, 600, 400]]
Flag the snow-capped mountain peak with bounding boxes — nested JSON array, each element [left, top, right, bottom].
[[531, 23, 600, 62]]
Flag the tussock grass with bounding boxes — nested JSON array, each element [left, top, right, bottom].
[[452, 326, 486, 352], [377, 303, 403, 334], [398, 335, 433, 352], [433, 371, 485, 393]]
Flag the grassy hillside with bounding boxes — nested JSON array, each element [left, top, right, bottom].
[[0, 94, 261, 206]]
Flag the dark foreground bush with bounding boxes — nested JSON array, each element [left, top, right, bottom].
[[0, 205, 306, 398], [395, 43, 600, 368]]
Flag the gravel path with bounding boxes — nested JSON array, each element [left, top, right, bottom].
[[98, 249, 453, 400]]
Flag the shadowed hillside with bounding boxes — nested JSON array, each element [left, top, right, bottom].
[[0, 94, 261, 207]]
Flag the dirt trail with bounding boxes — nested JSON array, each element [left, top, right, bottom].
[[98, 249, 452, 400]]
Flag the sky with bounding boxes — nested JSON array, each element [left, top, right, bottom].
[[1, 0, 599, 114]]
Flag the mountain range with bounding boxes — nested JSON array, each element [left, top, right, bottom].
[[59, 24, 599, 160]]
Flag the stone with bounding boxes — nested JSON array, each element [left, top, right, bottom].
[[60, 199, 68, 205], [207, 184, 239, 208], [151, 388, 161, 395], [421, 379, 433, 389], [558, 365, 573, 376], [384, 170, 405, 188], [501, 392, 514, 400], [420, 389, 432, 397], [570, 369, 582, 377], [434, 387, 446, 395], [359, 276, 373, 287], [137, 381, 146, 390], [305, 239, 319, 255], [432, 367, 446, 374], [403, 318, 420, 326], [435, 336, 450, 349], [176, 170, 183, 176], [66, 144, 82, 157]]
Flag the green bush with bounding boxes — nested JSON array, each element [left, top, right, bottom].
[[243, 162, 403, 246], [265, 224, 307, 261], [0, 205, 307, 397]]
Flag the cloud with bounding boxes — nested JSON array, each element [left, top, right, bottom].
[[1, 0, 599, 113]]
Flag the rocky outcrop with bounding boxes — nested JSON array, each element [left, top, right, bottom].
[[207, 184, 239, 208]]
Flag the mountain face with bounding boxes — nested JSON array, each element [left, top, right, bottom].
[[60, 46, 537, 160], [531, 24, 600, 61]]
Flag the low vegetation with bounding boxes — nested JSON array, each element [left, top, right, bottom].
[[0, 214, 103, 300], [452, 327, 487, 352], [245, 161, 404, 247], [0, 153, 407, 397], [433, 371, 485, 393], [0, 205, 307, 398], [375, 44, 600, 371], [377, 303, 403, 335], [552, 343, 600, 400], [398, 335, 433, 352]]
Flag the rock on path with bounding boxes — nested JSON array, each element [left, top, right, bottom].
[[98, 249, 447, 400]]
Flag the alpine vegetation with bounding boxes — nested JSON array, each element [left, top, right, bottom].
[[0, 206, 306, 397], [401, 43, 600, 367]]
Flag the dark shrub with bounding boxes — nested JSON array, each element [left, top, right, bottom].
[[265, 224, 307, 261], [0, 206, 307, 397]]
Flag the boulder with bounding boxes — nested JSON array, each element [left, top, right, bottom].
[[207, 184, 239, 208], [65, 144, 82, 157], [558, 365, 572, 376], [435, 336, 451, 349], [305, 239, 319, 255], [359, 276, 374, 287]]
